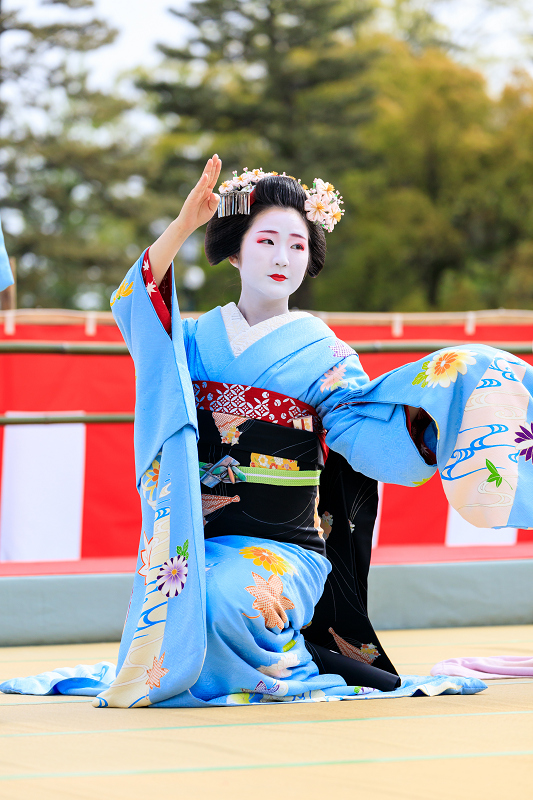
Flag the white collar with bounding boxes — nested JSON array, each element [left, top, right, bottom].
[[220, 302, 310, 357]]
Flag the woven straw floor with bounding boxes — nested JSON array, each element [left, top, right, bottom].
[[0, 625, 531, 799]]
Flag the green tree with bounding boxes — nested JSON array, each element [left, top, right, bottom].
[[314, 35, 495, 311], [322, 35, 533, 312], [377, 0, 452, 52], [438, 70, 533, 310], [0, 0, 168, 309], [140, 0, 377, 309]]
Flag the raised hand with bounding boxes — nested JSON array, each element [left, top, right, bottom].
[[177, 155, 222, 234], [148, 154, 222, 285]]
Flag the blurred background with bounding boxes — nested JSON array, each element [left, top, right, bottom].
[[3, 0, 533, 313]]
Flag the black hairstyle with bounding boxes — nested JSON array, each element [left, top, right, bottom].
[[204, 175, 326, 277]]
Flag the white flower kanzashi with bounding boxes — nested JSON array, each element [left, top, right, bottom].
[[304, 193, 328, 223], [328, 201, 343, 226], [321, 211, 336, 234], [218, 167, 344, 232], [305, 178, 345, 232], [219, 167, 275, 193], [314, 179, 336, 202]]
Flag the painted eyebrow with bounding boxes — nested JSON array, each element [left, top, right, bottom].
[[257, 230, 306, 240]]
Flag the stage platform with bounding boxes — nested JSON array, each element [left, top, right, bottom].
[[0, 625, 531, 799], [1, 552, 531, 646]]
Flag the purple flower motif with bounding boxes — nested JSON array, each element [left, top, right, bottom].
[[156, 556, 188, 598], [515, 423, 533, 462], [254, 679, 281, 695], [329, 340, 356, 359]]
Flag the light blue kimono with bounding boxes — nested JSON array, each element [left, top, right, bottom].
[[7, 249, 533, 705], [0, 219, 14, 293]]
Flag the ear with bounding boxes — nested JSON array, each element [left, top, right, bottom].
[[228, 255, 239, 268]]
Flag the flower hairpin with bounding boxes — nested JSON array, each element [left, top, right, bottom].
[[303, 179, 344, 233], [217, 168, 344, 232]]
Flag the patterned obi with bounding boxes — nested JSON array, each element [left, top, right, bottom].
[[192, 381, 326, 554], [193, 380, 322, 432]]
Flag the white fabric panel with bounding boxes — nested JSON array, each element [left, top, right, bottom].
[[372, 482, 384, 548], [0, 413, 86, 561], [445, 505, 517, 547], [220, 302, 310, 357]]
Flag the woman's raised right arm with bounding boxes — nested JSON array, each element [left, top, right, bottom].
[[148, 155, 222, 286]]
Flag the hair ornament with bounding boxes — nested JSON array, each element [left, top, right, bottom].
[[217, 168, 344, 232]]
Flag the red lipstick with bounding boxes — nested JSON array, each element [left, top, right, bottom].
[[270, 274, 287, 281]]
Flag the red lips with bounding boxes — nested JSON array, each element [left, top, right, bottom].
[[270, 274, 287, 281]]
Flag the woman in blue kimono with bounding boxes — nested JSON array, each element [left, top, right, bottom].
[[3, 157, 532, 707]]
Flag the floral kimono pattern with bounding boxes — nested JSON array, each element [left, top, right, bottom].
[[7, 248, 533, 704]]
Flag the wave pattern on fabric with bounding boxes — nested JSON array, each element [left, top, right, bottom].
[[442, 356, 529, 527]]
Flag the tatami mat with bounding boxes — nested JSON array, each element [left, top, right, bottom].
[[0, 626, 531, 799]]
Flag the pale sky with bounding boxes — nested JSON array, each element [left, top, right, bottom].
[[5, 0, 190, 87], [77, 0, 190, 87], [5, 0, 533, 93]]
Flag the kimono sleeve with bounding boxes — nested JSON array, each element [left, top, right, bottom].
[[0, 219, 14, 292], [102, 251, 207, 707], [314, 345, 533, 530], [308, 355, 436, 487], [140, 248, 172, 335], [110, 249, 198, 483]]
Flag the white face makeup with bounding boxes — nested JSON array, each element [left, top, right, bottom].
[[229, 207, 309, 306]]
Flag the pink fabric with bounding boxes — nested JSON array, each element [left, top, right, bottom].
[[431, 656, 533, 679]]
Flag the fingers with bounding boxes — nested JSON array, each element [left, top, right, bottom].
[[191, 155, 222, 203], [192, 170, 208, 193], [202, 156, 214, 179], [205, 155, 220, 190], [213, 154, 222, 186], [207, 192, 220, 213]]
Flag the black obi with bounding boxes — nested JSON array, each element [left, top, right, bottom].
[[197, 407, 399, 683], [197, 408, 326, 555]]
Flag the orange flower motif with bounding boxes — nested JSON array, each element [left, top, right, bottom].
[[146, 458, 160, 486], [413, 349, 476, 389], [137, 530, 156, 585], [141, 454, 162, 509], [146, 653, 169, 690], [425, 350, 476, 388], [244, 572, 295, 630], [239, 546, 294, 576]]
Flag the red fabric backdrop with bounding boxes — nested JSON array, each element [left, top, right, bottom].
[[1, 319, 532, 571]]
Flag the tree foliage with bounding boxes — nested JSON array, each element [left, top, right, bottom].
[[4, 0, 533, 311], [141, 0, 533, 312], [0, 0, 170, 309], [316, 35, 533, 311]]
